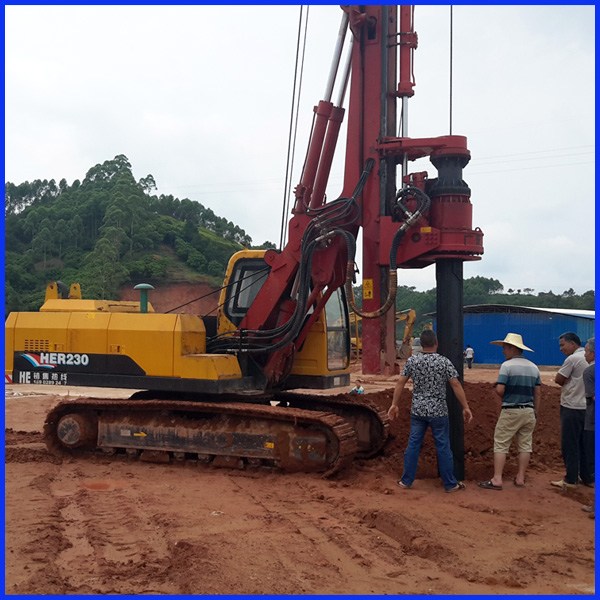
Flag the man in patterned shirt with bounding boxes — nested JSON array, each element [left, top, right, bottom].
[[387, 329, 473, 493], [478, 333, 541, 491]]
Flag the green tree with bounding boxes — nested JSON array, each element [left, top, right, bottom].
[[253, 240, 276, 250], [138, 174, 157, 194], [187, 249, 207, 272], [55, 218, 68, 259], [103, 202, 127, 229], [5, 282, 21, 314], [82, 237, 129, 298], [464, 276, 504, 305], [207, 259, 223, 276], [70, 214, 85, 250], [32, 226, 53, 268]]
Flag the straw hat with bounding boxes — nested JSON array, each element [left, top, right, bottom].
[[490, 333, 534, 352]]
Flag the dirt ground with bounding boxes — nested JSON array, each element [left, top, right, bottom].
[[5, 365, 595, 595]]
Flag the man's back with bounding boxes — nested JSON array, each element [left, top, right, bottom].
[[402, 352, 457, 417], [497, 356, 540, 406]]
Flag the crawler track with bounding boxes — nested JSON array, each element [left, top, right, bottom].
[[273, 392, 390, 458], [43, 397, 358, 477]]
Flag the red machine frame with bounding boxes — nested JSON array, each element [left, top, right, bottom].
[[242, 6, 483, 394]]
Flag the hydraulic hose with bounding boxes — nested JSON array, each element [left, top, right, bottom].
[[209, 161, 377, 355], [345, 271, 397, 319], [348, 185, 431, 319]]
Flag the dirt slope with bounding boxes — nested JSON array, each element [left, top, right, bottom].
[[119, 281, 220, 315], [5, 370, 595, 595]]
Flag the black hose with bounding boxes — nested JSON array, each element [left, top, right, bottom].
[[348, 185, 431, 318], [389, 185, 431, 269], [209, 160, 375, 355]]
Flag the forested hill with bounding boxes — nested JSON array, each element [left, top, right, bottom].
[[5, 154, 275, 312]]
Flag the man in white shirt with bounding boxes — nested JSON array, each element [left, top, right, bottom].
[[551, 332, 593, 489], [464, 345, 475, 369]]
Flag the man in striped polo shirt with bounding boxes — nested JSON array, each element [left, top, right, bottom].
[[478, 333, 541, 491]]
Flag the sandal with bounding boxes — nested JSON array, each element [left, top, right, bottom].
[[478, 480, 503, 491], [445, 481, 466, 493], [513, 478, 525, 487]]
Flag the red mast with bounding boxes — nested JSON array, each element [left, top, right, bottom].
[[342, 5, 483, 383]]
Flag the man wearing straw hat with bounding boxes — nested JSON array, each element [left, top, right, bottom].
[[478, 333, 541, 491]]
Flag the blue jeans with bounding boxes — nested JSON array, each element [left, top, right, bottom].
[[400, 414, 458, 490]]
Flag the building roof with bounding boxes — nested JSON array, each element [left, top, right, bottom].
[[462, 304, 595, 320], [425, 304, 595, 320]]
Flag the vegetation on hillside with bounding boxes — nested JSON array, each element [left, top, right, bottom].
[[5, 155, 275, 312]]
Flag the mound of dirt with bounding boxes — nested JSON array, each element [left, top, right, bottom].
[[349, 381, 563, 482]]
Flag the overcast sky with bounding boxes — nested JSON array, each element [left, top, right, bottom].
[[5, 5, 595, 295]]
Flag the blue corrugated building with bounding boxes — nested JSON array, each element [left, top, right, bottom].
[[431, 305, 595, 366]]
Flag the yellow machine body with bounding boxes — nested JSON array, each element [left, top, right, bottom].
[[6, 306, 242, 385], [6, 250, 350, 392]]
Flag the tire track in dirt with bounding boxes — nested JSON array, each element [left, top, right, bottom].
[[5, 428, 63, 464], [6, 467, 73, 594], [294, 480, 473, 593], [224, 476, 460, 594], [44, 463, 283, 594], [5, 428, 44, 445], [378, 489, 595, 594], [8, 450, 192, 594], [48, 463, 177, 594], [226, 477, 376, 593]]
